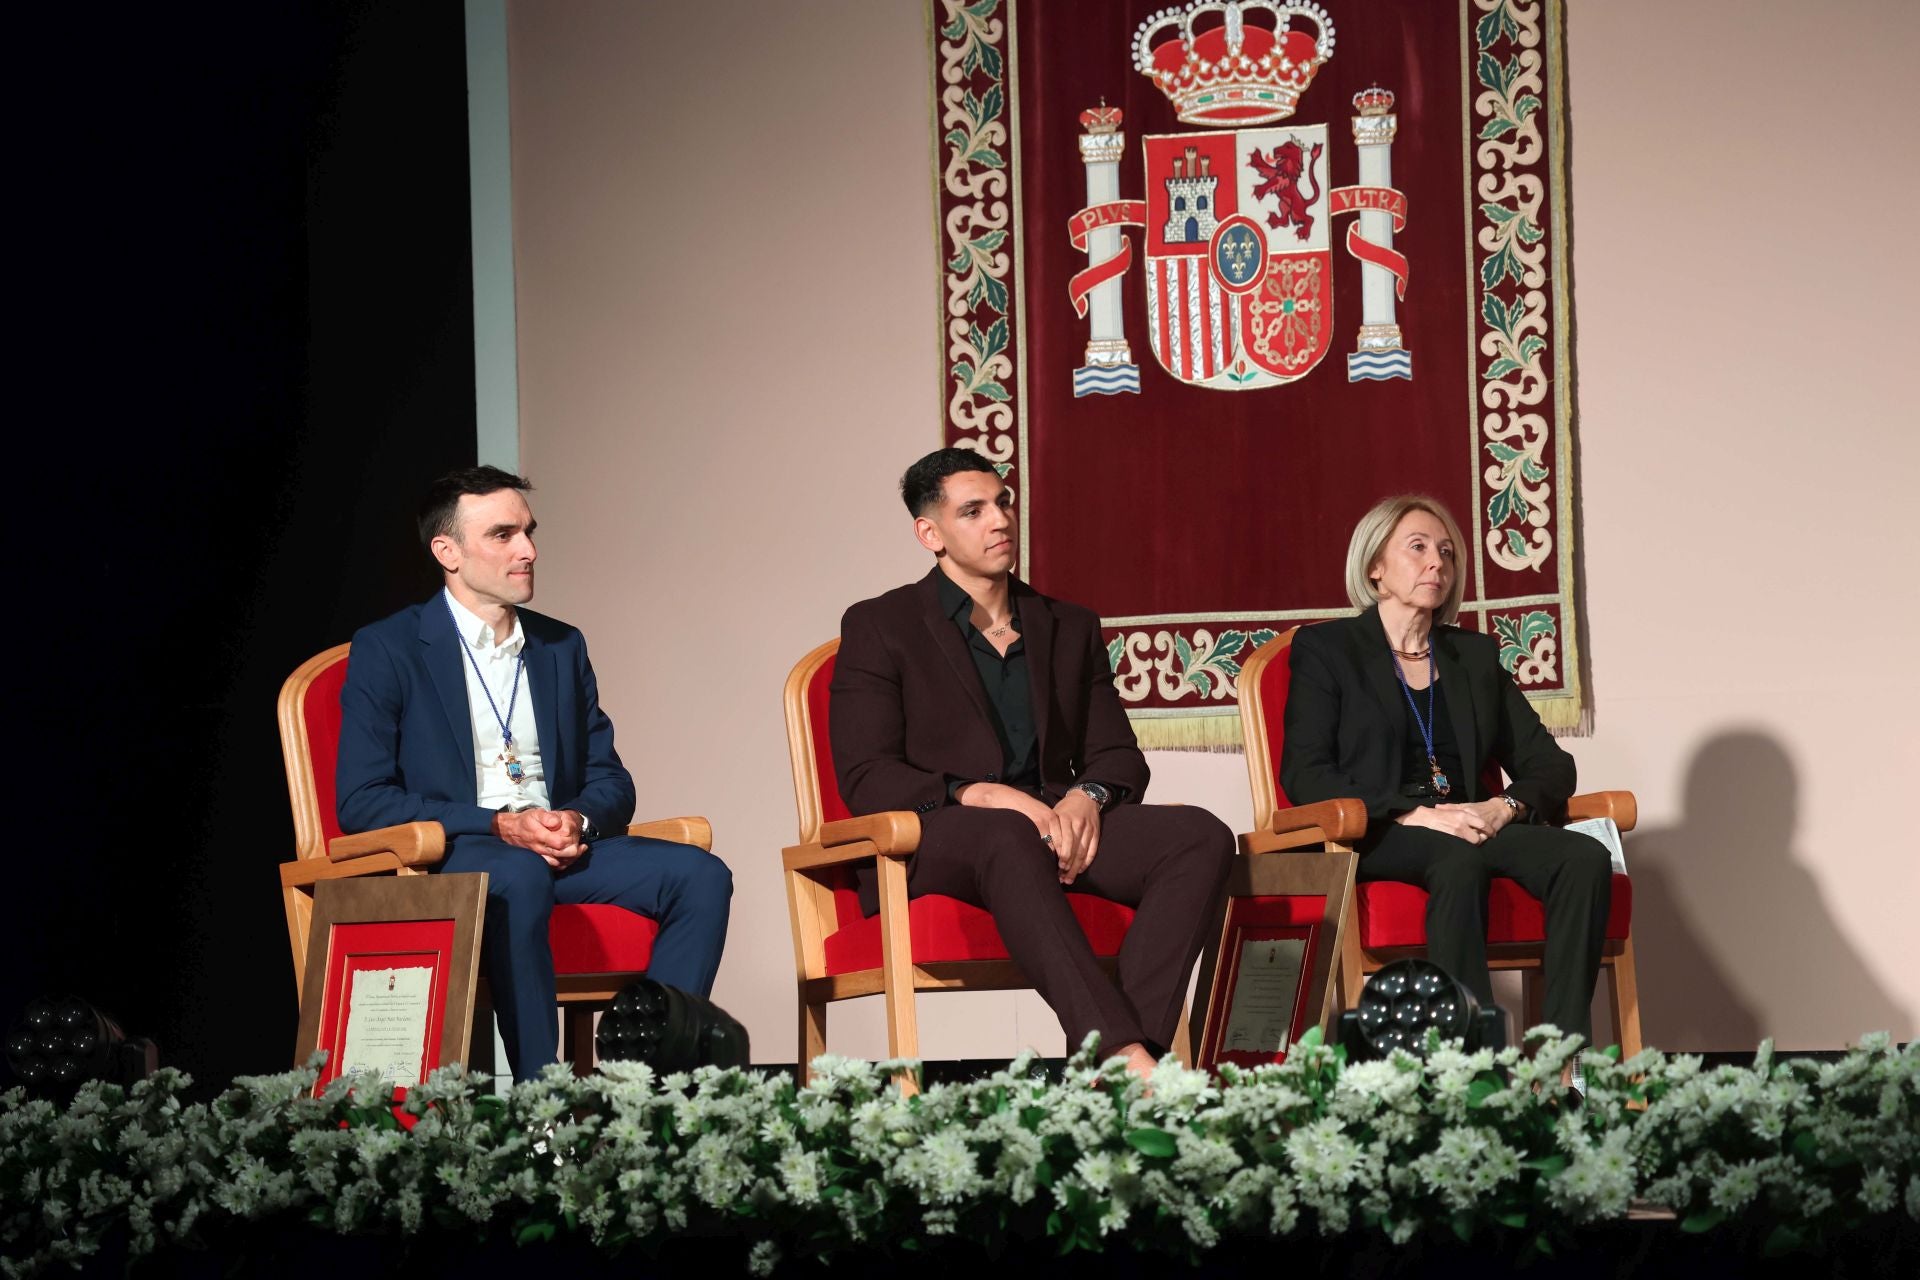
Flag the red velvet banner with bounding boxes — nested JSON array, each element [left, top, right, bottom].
[[932, 0, 1583, 745]]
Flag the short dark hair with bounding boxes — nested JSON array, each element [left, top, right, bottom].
[[900, 447, 999, 516], [417, 465, 533, 555]]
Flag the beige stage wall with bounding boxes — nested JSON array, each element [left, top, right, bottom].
[[507, 0, 1917, 1059]]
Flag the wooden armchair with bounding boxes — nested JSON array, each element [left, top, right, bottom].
[[276, 643, 713, 1074], [781, 640, 1188, 1092], [1237, 629, 1643, 1057]]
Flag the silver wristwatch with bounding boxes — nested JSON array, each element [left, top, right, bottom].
[[1074, 781, 1113, 809], [1496, 794, 1524, 816]]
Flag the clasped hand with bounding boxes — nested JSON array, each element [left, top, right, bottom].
[[492, 807, 588, 868], [1394, 798, 1516, 845], [957, 782, 1102, 884]]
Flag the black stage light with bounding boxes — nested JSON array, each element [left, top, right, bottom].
[[3, 996, 159, 1098], [1337, 959, 1507, 1061], [595, 979, 751, 1073]]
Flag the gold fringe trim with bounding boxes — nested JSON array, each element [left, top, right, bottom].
[[1128, 713, 1247, 753], [1536, 695, 1592, 738]]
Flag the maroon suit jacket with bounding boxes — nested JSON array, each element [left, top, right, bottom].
[[829, 569, 1150, 821]]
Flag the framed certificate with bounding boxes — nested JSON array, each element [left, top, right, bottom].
[[295, 874, 487, 1093], [1191, 851, 1355, 1072]]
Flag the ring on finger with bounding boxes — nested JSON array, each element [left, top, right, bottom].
[[1040, 834, 1054, 845]]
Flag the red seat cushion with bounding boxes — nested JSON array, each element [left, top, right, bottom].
[[822, 892, 1137, 975], [801, 649, 1142, 976], [303, 650, 659, 978], [548, 904, 659, 974], [1357, 874, 1633, 949]]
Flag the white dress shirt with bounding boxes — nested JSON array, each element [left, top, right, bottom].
[[443, 588, 550, 811]]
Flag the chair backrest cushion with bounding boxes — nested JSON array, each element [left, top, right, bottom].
[[1256, 637, 1296, 811], [807, 652, 852, 826], [304, 656, 351, 846]]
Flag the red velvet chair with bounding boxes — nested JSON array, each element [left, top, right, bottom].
[[781, 640, 1190, 1092], [276, 644, 713, 1074], [1236, 629, 1643, 1056]]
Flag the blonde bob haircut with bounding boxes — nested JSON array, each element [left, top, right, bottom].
[[1344, 494, 1468, 625]]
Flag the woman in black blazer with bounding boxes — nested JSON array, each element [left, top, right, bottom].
[[1280, 495, 1613, 1048]]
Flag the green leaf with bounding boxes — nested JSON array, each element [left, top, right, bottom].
[[1499, 644, 1528, 673], [974, 380, 1011, 403], [1487, 481, 1517, 528], [977, 40, 1003, 81], [1516, 217, 1545, 245], [516, 1221, 557, 1246], [1763, 1224, 1807, 1258], [1520, 612, 1555, 644], [1249, 628, 1277, 649], [944, 127, 970, 155], [940, 14, 967, 41], [1521, 1154, 1567, 1177], [1480, 293, 1515, 334], [1451, 1210, 1476, 1243], [1520, 456, 1548, 483], [1680, 1208, 1728, 1233], [1479, 116, 1518, 141], [980, 86, 1004, 127], [1484, 357, 1522, 380], [981, 317, 1009, 360], [1480, 202, 1521, 226], [1035, 1159, 1055, 1188], [978, 272, 1009, 315], [952, 359, 975, 386], [966, 0, 1001, 22], [1467, 1077, 1499, 1108], [1514, 94, 1542, 123], [1207, 631, 1248, 667], [1505, 528, 1529, 560], [1487, 441, 1522, 464], [1482, 242, 1519, 290], [1106, 636, 1124, 675], [1476, 52, 1504, 94], [1475, 5, 1507, 49], [972, 229, 1008, 253], [1188, 669, 1214, 698], [1518, 334, 1547, 361], [1174, 633, 1194, 673], [1125, 1128, 1178, 1159], [963, 90, 981, 124], [1495, 1210, 1529, 1230], [971, 146, 1006, 169]]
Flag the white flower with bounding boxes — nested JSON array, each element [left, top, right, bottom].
[[1859, 1166, 1896, 1214], [1708, 1159, 1763, 1213], [746, 1239, 780, 1277]]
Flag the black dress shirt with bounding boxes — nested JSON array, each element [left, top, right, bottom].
[[938, 571, 1039, 791]]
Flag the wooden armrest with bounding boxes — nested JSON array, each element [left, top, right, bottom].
[[1565, 790, 1637, 834], [281, 852, 407, 887], [627, 815, 713, 851], [327, 821, 446, 865], [1272, 797, 1369, 843], [782, 812, 920, 874], [819, 812, 920, 855]]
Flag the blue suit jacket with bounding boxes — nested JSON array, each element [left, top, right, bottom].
[[335, 594, 638, 839]]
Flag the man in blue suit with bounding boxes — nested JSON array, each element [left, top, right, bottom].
[[335, 465, 732, 1081]]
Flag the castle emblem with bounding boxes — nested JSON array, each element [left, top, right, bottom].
[[1065, 1, 1413, 395]]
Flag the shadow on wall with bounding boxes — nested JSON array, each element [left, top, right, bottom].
[[1628, 730, 1909, 1050]]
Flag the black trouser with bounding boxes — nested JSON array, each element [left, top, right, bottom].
[[1359, 821, 1612, 1042]]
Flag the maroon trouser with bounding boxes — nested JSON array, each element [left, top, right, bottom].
[[865, 803, 1234, 1054]]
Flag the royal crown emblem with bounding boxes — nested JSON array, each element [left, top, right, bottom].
[[1133, 1, 1336, 126]]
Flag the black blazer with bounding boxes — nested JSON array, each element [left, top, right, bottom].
[[1278, 606, 1574, 825]]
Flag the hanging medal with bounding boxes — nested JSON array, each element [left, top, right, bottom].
[[448, 597, 529, 789], [1390, 648, 1451, 798]]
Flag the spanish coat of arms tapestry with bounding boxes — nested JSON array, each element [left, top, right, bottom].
[[931, 0, 1585, 747]]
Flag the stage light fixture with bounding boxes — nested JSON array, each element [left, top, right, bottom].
[[1337, 959, 1507, 1061], [3, 996, 158, 1098], [594, 979, 750, 1073]]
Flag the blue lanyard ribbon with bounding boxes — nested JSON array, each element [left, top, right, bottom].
[[1389, 648, 1451, 797], [446, 595, 525, 753]]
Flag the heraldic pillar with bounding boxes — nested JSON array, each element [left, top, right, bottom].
[[1348, 87, 1412, 380], [1072, 105, 1139, 396]]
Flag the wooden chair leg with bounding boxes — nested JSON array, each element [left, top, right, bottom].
[[1608, 936, 1643, 1060], [1339, 898, 1367, 1012], [1170, 1000, 1194, 1067], [1521, 967, 1546, 1036], [565, 1006, 597, 1077], [875, 855, 920, 1096], [282, 885, 313, 1006], [798, 998, 827, 1086]]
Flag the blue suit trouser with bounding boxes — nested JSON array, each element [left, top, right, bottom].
[[440, 834, 732, 1081]]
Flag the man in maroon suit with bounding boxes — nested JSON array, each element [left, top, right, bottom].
[[829, 448, 1234, 1078]]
